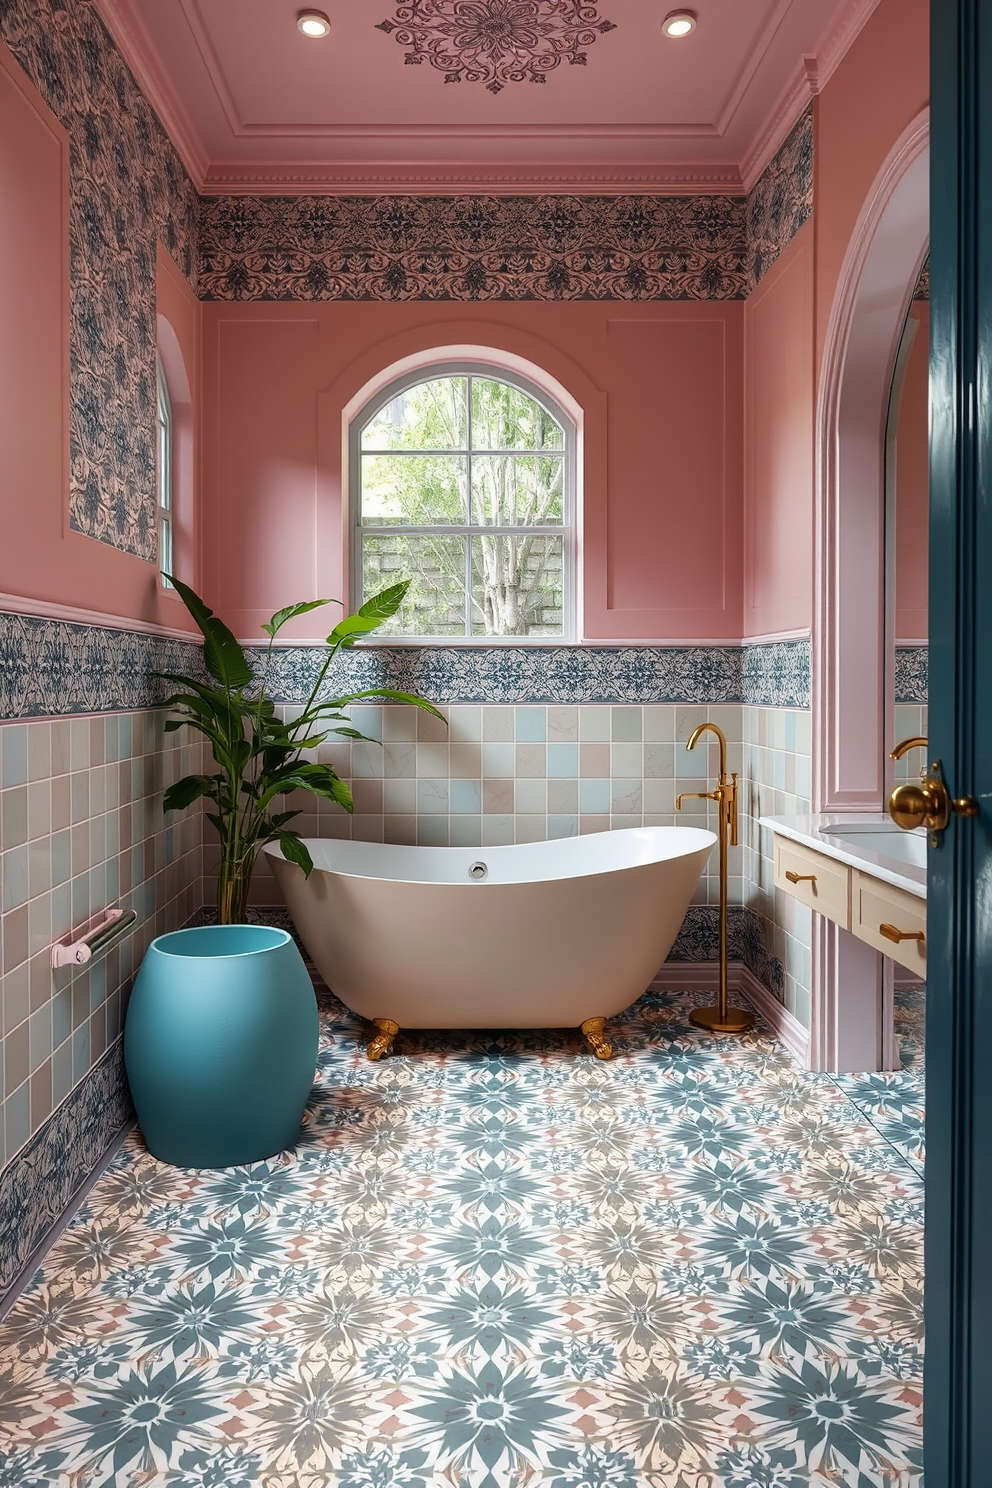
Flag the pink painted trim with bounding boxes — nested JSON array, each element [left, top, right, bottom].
[[199, 166, 746, 197], [90, 0, 209, 188], [740, 0, 884, 191], [742, 628, 811, 645], [0, 593, 195, 642], [813, 108, 929, 814], [650, 963, 810, 1065]]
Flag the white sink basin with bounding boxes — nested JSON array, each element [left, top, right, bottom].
[[819, 823, 927, 871]]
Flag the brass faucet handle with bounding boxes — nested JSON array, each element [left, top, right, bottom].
[[676, 789, 720, 810], [890, 735, 929, 763], [727, 772, 739, 847]]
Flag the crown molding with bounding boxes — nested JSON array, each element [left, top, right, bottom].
[[740, 0, 884, 193], [90, 0, 208, 189], [0, 592, 197, 643], [200, 163, 746, 197]]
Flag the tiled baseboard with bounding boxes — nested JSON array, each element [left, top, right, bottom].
[[651, 962, 810, 1066], [0, 1039, 133, 1296]]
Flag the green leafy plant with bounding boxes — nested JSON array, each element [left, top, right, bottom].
[[161, 576, 443, 924]]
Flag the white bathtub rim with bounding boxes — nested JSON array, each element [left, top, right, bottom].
[[263, 825, 717, 887]]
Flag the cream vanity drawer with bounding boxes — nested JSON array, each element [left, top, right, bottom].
[[774, 838, 850, 927], [851, 870, 927, 973]]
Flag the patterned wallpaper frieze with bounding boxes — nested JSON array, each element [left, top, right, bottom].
[[0, 613, 203, 720], [746, 108, 813, 291], [895, 645, 927, 704], [198, 194, 750, 302], [0, 0, 199, 562]]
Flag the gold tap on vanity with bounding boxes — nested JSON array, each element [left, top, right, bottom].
[[676, 723, 755, 1034]]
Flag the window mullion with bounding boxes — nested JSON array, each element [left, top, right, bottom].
[[465, 375, 473, 636]]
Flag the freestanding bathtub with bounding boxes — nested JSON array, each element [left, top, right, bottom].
[[264, 826, 715, 1056]]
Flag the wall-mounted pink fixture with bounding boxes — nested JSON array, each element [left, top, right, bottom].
[[661, 11, 696, 37], [297, 10, 331, 38]]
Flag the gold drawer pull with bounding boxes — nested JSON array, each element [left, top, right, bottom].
[[786, 871, 817, 884], [880, 923, 926, 945]]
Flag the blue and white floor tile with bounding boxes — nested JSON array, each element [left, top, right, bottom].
[[0, 986, 924, 1487]]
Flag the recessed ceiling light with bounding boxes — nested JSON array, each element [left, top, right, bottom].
[[662, 11, 697, 37], [297, 10, 331, 38]]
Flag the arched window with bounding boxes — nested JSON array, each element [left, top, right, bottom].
[[156, 353, 173, 586], [352, 365, 575, 639]]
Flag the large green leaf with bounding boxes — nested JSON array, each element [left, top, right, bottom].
[[261, 599, 339, 639], [276, 832, 315, 877], [328, 687, 445, 721], [164, 576, 253, 691], [326, 580, 410, 648], [163, 775, 218, 813]]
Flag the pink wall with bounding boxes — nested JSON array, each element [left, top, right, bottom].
[[895, 300, 929, 643], [201, 303, 744, 643], [815, 0, 929, 373], [743, 223, 814, 638], [0, 37, 200, 635]]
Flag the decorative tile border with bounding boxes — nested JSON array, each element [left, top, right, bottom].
[[0, 612, 203, 719], [1, 0, 199, 560], [741, 639, 811, 709], [255, 643, 744, 706], [895, 645, 928, 704], [746, 108, 814, 290], [668, 903, 786, 1002], [0, 1040, 132, 1294]]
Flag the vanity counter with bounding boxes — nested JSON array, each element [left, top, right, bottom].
[[758, 814, 925, 899]]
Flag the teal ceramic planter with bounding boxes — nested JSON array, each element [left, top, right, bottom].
[[124, 925, 318, 1168]]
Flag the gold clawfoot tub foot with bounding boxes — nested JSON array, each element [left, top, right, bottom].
[[367, 1018, 400, 1061], [581, 1017, 613, 1060]]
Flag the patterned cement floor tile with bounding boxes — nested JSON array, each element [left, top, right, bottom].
[[0, 988, 925, 1488]]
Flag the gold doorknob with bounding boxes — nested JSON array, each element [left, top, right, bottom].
[[888, 779, 941, 831]]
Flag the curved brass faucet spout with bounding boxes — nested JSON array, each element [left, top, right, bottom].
[[686, 721, 728, 780], [890, 735, 928, 762]]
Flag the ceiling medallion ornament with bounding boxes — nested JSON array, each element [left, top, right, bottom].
[[376, 0, 618, 94]]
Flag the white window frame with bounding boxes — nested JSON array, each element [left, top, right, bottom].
[[156, 354, 173, 588], [350, 362, 576, 643]]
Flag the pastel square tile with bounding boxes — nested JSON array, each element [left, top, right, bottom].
[[611, 706, 642, 741], [69, 719, 89, 772], [483, 779, 514, 814], [417, 816, 448, 847], [449, 742, 482, 778], [482, 743, 514, 778], [352, 778, 383, 814], [1, 788, 27, 852], [547, 779, 578, 814], [384, 743, 417, 778], [611, 742, 642, 777], [611, 780, 643, 814], [515, 743, 546, 778], [515, 778, 546, 814], [2, 846, 28, 912], [515, 707, 547, 742], [547, 814, 578, 839], [579, 815, 610, 834], [383, 778, 417, 814], [482, 707, 514, 741], [449, 816, 483, 847], [416, 742, 449, 777], [580, 742, 610, 777], [643, 707, 675, 742], [547, 742, 578, 778], [26, 723, 51, 782], [3, 1078, 29, 1161], [546, 707, 578, 741], [417, 708, 449, 744], [578, 707, 611, 742], [449, 779, 482, 814], [349, 705, 383, 739], [515, 816, 546, 844], [352, 815, 384, 842], [482, 815, 514, 846], [0, 729, 27, 790], [643, 742, 674, 778], [384, 815, 417, 845], [447, 706, 482, 742], [579, 779, 610, 814], [381, 707, 418, 743]]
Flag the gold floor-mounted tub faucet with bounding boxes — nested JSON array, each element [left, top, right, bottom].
[[676, 722, 754, 1034]]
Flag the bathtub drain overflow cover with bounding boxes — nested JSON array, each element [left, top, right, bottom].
[[469, 861, 488, 880]]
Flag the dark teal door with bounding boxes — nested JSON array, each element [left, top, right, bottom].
[[926, 1, 992, 1479]]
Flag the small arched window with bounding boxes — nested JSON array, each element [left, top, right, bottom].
[[156, 353, 173, 586], [352, 365, 574, 639]]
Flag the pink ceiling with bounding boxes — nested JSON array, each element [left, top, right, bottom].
[[94, 0, 882, 192]]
